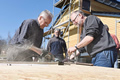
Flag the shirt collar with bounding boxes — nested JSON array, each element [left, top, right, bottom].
[[36, 19, 41, 28]]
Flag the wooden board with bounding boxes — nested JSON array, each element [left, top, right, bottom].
[[0, 63, 120, 80]]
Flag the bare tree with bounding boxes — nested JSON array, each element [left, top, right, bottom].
[[7, 32, 12, 44], [0, 37, 7, 54]]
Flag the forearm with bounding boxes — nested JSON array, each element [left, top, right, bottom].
[[76, 36, 94, 49], [64, 49, 68, 57], [67, 36, 94, 55], [65, 52, 68, 58], [29, 46, 42, 55], [47, 41, 51, 53], [115, 39, 120, 49]]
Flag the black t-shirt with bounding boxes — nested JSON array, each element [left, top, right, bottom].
[[47, 37, 67, 57], [80, 15, 116, 56], [7, 19, 43, 61], [10, 19, 43, 48]]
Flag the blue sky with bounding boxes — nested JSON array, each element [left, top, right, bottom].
[[0, 0, 60, 39], [0, 0, 120, 40], [117, 0, 120, 2]]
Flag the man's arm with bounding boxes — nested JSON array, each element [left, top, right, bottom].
[[29, 46, 43, 55], [29, 46, 51, 57], [10, 20, 29, 44], [111, 34, 120, 49], [68, 35, 94, 54], [17, 20, 31, 44], [47, 39, 51, 53], [63, 40, 68, 58], [77, 36, 94, 48]]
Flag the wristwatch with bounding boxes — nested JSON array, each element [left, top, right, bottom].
[[74, 45, 78, 50]]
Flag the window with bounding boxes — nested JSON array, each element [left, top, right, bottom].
[[82, 0, 90, 11]]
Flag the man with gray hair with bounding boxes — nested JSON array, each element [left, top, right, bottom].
[[7, 10, 53, 61], [68, 10, 117, 67], [47, 28, 68, 62]]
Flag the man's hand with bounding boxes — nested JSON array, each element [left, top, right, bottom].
[[68, 47, 76, 56]]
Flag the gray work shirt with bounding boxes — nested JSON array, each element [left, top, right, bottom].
[[81, 15, 116, 56], [10, 19, 43, 48]]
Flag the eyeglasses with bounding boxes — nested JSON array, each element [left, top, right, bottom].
[[71, 14, 79, 23], [42, 17, 49, 27]]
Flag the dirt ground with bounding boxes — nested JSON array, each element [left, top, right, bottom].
[[0, 63, 120, 80]]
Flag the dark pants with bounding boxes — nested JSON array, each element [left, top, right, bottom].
[[92, 47, 117, 67], [53, 55, 64, 62]]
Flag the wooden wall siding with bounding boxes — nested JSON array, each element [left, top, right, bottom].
[[97, 16, 120, 42], [116, 21, 120, 42], [63, 25, 77, 37], [48, 0, 120, 48], [91, 0, 120, 12], [55, 0, 79, 26], [64, 28, 78, 47], [116, 22, 120, 42]]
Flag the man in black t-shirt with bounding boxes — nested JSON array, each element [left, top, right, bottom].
[[7, 10, 53, 61], [47, 28, 68, 61], [68, 10, 117, 67]]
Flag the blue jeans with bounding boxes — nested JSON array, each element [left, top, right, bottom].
[[92, 47, 117, 67], [114, 59, 118, 68]]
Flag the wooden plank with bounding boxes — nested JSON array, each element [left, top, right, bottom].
[[0, 64, 120, 80], [76, 62, 93, 66]]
